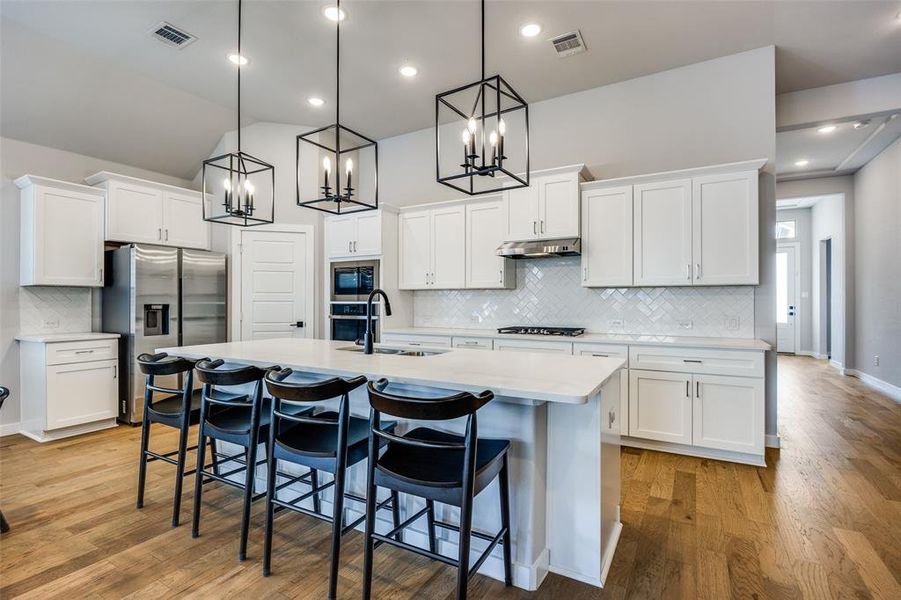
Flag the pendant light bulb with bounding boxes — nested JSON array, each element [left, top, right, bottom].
[[461, 129, 471, 144], [323, 156, 331, 174], [345, 158, 353, 175], [243, 179, 254, 193], [223, 177, 231, 191], [498, 119, 506, 135], [489, 131, 498, 146], [468, 117, 477, 135]]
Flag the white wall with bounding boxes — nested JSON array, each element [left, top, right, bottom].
[[852, 136, 901, 388], [775, 207, 813, 353], [0, 136, 194, 432], [809, 195, 846, 365], [776, 72, 901, 129]]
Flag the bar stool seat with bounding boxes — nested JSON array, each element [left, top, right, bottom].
[[377, 428, 509, 500], [204, 397, 311, 445], [273, 411, 373, 466]]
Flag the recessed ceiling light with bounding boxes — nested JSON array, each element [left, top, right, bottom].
[[307, 97, 325, 107], [817, 125, 837, 134], [520, 23, 542, 38], [795, 159, 810, 167], [322, 5, 346, 21], [228, 53, 248, 66], [399, 65, 418, 78]]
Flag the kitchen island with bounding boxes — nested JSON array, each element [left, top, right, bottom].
[[158, 337, 624, 590]]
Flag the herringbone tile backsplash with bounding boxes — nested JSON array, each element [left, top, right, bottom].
[[19, 287, 93, 333], [413, 257, 755, 338]]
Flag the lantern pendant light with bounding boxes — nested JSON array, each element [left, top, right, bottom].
[[297, 0, 378, 214], [435, 0, 529, 195], [202, 0, 275, 227]]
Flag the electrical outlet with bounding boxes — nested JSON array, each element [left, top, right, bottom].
[[678, 320, 693, 330], [42, 318, 60, 329], [874, 355, 880, 367], [724, 316, 740, 331], [609, 319, 624, 329]]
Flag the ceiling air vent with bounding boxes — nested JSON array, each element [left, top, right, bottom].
[[550, 30, 586, 58], [151, 22, 197, 49]]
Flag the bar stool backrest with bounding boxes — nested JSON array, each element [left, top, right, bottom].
[[264, 368, 366, 435], [0, 386, 8, 408], [195, 359, 269, 408], [136, 352, 199, 414]]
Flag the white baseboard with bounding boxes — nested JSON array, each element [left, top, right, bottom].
[[845, 369, 901, 403], [765, 434, 781, 449], [0, 421, 21, 437], [795, 351, 817, 357], [621, 437, 766, 467], [829, 359, 845, 374]]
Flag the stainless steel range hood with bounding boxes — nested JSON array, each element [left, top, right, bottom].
[[496, 237, 581, 259]]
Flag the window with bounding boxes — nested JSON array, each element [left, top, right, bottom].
[[775, 220, 796, 239]]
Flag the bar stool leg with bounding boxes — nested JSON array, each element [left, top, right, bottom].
[[361, 449, 378, 599], [136, 418, 151, 509], [0, 511, 9, 533], [498, 454, 512, 586], [426, 500, 437, 553], [191, 426, 207, 538], [328, 467, 347, 600], [391, 491, 402, 542], [311, 469, 320, 514], [238, 441, 258, 561], [171, 421, 190, 527], [456, 492, 474, 600], [262, 447, 278, 576]]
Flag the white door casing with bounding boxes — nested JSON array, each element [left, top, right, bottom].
[[776, 243, 799, 353]]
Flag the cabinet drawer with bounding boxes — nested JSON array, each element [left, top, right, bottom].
[[381, 333, 452, 348], [452, 336, 493, 350], [493, 339, 573, 354], [573, 343, 629, 367], [46, 339, 118, 366], [628, 345, 763, 378]]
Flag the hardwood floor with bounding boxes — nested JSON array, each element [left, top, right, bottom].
[[1, 356, 899, 599]]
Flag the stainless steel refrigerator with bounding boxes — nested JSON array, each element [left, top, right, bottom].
[[102, 244, 227, 424]]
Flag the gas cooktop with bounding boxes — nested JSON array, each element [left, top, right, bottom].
[[497, 326, 585, 337]]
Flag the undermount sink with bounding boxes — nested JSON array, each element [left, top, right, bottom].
[[337, 345, 447, 357]]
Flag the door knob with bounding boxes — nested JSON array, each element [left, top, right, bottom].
[[289, 321, 304, 328]]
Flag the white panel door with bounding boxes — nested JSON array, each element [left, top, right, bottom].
[[107, 181, 164, 244], [430, 206, 466, 289], [633, 179, 692, 286], [354, 211, 382, 256], [776, 245, 798, 353], [325, 215, 356, 258], [539, 173, 579, 239], [34, 186, 104, 286], [692, 171, 758, 284], [581, 186, 633, 287], [504, 185, 540, 241], [466, 198, 509, 288], [240, 230, 309, 340], [692, 374, 764, 454], [163, 191, 209, 249], [398, 210, 431, 289], [46, 359, 117, 430], [628, 369, 692, 444]]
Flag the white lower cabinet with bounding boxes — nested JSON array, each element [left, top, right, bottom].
[[692, 374, 764, 454], [493, 339, 573, 354], [380, 333, 452, 348], [575, 343, 630, 435], [452, 336, 494, 350], [629, 369, 693, 444], [17, 336, 120, 442]]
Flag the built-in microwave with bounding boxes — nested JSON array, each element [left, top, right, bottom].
[[330, 260, 379, 302]]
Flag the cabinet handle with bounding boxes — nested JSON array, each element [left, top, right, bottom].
[[583, 267, 587, 281], [683, 359, 703, 364], [695, 263, 701, 279], [99, 267, 103, 283], [541, 220, 545, 234], [592, 353, 609, 357], [408, 342, 421, 346], [353, 241, 357, 253], [533, 221, 537, 234], [164, 229, 169, 242], [75, 350, 95, 354], [686, 263, 691, 280], [349, 241, 352, 253], [158, 228, 162, 240], [696, 381, 700, 398], [462, 341, 479, 346], [113, 365, 117, 379], [686, 380, 690, 397], [609, 410, 616, 428]]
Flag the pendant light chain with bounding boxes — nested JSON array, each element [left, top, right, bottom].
[[335, 0, 341, 168], [237, 0, 242, 153]]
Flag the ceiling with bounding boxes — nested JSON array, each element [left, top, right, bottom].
[[776, 112, 901, 179], [3, 1, 901, 179]]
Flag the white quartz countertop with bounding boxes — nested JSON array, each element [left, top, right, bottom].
[[383, 327, 771, 351], [157, 338, 625, 405], [15, 332, 120, 343]]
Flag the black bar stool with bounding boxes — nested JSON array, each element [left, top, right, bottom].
[[0, 385, 9, 534], [135, 352, 207, 527], [261, 368, 401, 600], [361, 379, 512, 600], [191, 359, 310, 561]]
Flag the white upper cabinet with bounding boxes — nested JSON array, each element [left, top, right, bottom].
[[17, 176, 105, 287], [692, 171, 758, 285], [466, 197, 515, 289], [398, 209, 432, 289], [581, 185, 633, 287], [633, 179, 693, 286], [325, 210, 382, 258], [430, 206, 466, 289], [504, 165, 587, 241], [86, 172, 210, 250]]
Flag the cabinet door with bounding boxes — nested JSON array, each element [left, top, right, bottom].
[[581, 186, 633, 287], [163, 191, 209, 249], [107, 181, 164, 244], [46, 359, 118, 430], [326, 214, 357, 258], [466, 198, 511, 289], [628, 369, 692, 444], [692, 171, 758, 285], [539, 173, 579, 238], [633, 179, 692, 286], [504, 185, 539, 241], [693, 374, 764, 454], [431, 206, 466, 289], [32, 186, 104, 286], [354, 211, 382, 256], [398, 210, 431, 289]]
